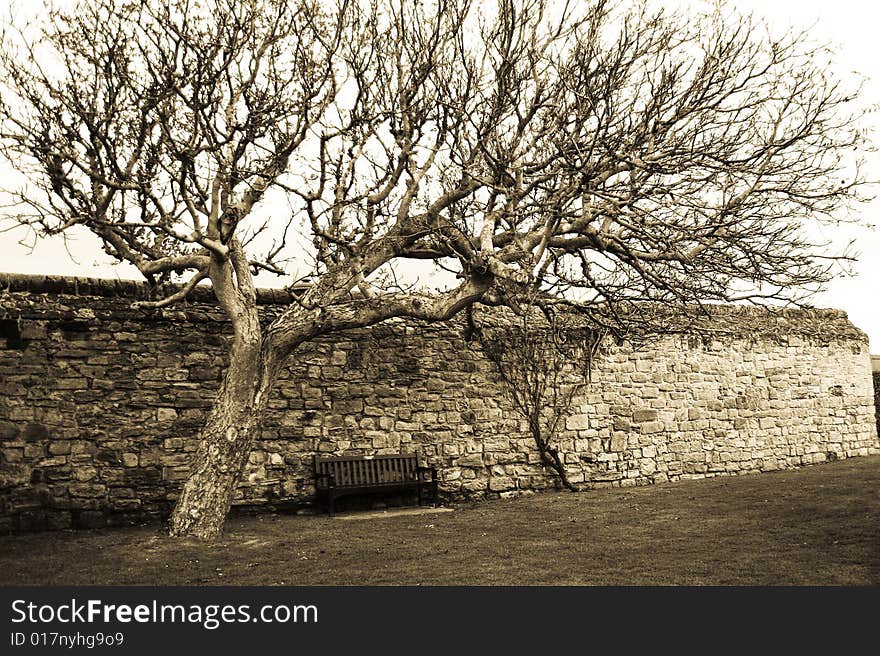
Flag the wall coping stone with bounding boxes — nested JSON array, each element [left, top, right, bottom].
[[0, 271, 868, 343], [0, 272, 301, 305]]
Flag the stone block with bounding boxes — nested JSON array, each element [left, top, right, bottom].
[[55, 378, 88, 390], [566, 414, 590, 431], [68, 483, 107, 498], [162, 466, 189, 481], [48, 441, 71, 456], [632, 409, 657, 423], [488, 476, 515, 492], [19, 321, 47, 340], [21, 423, 48, 441], [334, 399, 364, 414], [640, 421, 665, 434], [457, 454, 484, 468], [483, 436, 510, 451], [1, 447, 23, 462], [156, 407, 178, 422], [23, 443, 45, 458], [460, 479, 487, 493], [188, 366, 220, 381], [74, 466, 98, 482], [0, 421, 20, 440]]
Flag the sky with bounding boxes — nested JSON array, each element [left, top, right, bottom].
[[712, 0, 880, 351], [1, 0, 879, 348]]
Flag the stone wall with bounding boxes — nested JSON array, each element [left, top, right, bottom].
[[1, 274, 878, 533]]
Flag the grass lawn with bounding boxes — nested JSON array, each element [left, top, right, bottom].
[[1, 455, 878, 586]]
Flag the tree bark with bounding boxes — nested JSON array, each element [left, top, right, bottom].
[[168, 334, 279, 540]]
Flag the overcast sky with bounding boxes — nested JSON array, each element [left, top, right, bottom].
[[1, 0, 879, 348]]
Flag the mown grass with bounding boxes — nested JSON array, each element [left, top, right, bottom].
[[1, 456, 878, 585]]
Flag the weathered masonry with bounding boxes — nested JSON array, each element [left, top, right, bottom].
[[1, 274, 878, 533]]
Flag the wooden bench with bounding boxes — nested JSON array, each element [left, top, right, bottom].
[[313, 453, 438, 516]]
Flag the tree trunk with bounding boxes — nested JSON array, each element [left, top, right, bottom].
[[529, 416, 578, 492], [168, 335, 278, 540], [540, 446, 578, 492]]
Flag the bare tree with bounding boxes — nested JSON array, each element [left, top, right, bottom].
[[0, 0, 871, 539], [470, 303, 604, 491]]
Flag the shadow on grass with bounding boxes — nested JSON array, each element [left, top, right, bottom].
[[1, 456, 878, 585]]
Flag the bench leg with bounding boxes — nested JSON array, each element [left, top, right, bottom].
[[328, 494, 335, 517]]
